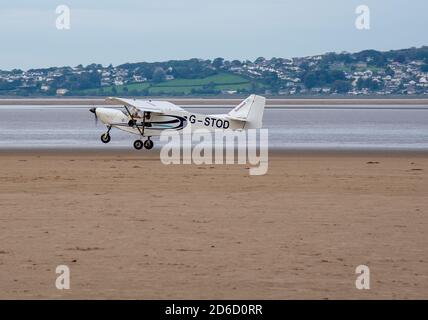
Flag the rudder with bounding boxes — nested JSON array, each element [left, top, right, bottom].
[[227, 94, 266, 129]]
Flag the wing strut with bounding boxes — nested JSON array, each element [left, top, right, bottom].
[[123, 105, 145, 136]]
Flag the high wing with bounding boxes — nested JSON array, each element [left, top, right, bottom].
[[106, 97, 186, 114]]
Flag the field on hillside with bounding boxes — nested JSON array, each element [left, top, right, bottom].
[[80, 73, 259, 96]]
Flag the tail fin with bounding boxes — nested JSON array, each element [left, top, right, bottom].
[[227, 94, 266, 129]]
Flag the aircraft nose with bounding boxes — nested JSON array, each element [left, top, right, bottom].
[[94, 107, 125, 125]]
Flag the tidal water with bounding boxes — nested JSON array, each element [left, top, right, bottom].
[[0, 105, 427, 151]]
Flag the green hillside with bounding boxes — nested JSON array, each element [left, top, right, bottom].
[[80, 73, 259, 96]]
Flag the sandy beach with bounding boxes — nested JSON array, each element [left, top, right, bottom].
[[0, 151, 427, 299]]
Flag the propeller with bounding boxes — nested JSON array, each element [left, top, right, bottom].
[[89, 107, 98, 125]]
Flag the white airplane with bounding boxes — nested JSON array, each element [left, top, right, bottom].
[[89, 94, 266, 150]]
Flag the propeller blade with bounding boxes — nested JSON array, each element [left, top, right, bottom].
[[89, 107, 98, 125]]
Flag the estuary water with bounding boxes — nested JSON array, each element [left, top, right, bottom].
[[0, 105, 427, 151]]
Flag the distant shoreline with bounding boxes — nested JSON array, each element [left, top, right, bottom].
[[1, 97, 428, 106]]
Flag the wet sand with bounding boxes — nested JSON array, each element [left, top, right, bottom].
[[0, 151, 427, 299]]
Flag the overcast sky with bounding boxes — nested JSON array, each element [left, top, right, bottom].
[[1, 0, 427, 70]]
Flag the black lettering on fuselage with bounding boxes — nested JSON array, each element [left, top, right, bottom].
[[203, 116, 230, 129]]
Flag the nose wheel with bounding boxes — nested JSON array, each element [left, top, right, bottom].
[[101, 132, 111, 143], [100, 126, 112, 143]]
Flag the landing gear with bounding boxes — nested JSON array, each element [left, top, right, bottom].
[[133, 137, 154, 150], [144, 138, 154, 150], [100, 126, 112, 143], [101, 132, 111, 143], [133, 139, 144, 150]]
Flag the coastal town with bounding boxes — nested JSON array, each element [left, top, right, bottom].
[[1, 46, 428, 97]]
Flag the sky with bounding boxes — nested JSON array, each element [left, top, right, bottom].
[[0, 0, 427, 70]]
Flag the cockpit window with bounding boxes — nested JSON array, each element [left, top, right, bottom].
[[121, 106, 143, 118]]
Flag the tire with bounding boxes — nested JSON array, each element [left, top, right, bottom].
[[144, 139, 154, 150], [133, 140, 144, 150], [101, 133, 111, 143]]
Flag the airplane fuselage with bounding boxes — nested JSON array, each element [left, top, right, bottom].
[[96, 107, 244, 137]]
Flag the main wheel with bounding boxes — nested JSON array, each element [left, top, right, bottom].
[[133, 139, 144, 150], [144, 139, 154, 150], [101, 133, 111, 143]]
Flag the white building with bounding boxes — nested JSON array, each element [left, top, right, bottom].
[[56, 88, 68, 95]]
